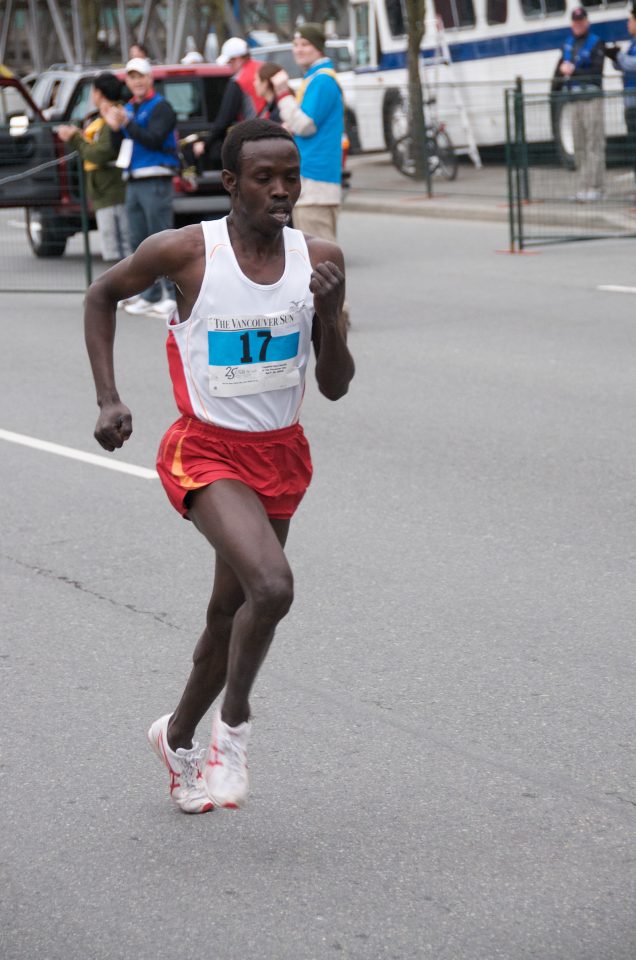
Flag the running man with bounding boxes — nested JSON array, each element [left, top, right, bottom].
[[84, 119, 354, 813]]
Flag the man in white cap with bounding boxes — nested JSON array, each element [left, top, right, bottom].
[[192, 37, 266, 165], [103, 58, 179, 317]]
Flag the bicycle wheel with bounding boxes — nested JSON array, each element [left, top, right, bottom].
[[391, 134, 417, 178], [434, 129, 458, 181]]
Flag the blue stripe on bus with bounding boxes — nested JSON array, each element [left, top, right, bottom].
[[353, 17, 629, 72], [208, 329, 299, 366]]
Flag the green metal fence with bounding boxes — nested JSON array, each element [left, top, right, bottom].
[[505, 84, 636, 251], [0, 147, 94, 293]]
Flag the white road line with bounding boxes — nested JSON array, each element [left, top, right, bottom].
[[0, 429, 158, 479], [597, 285, 636, 295]]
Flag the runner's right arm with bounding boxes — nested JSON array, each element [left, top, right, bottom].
[[84, 229, 198, 450]]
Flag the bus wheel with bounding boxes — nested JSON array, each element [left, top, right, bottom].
[[383, 90, 407, 152], [344, 109, 361, 154], [550, 77, 576, 170]]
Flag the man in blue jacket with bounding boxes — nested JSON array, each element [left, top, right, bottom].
[[606, 4, 636, 186], [105, 58, 179, 317], [558, 7, 606, 202]]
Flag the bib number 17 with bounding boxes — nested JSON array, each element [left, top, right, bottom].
[[240, 330, 272, 364]]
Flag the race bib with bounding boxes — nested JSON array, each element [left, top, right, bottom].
[[207, 309, 302, 397]]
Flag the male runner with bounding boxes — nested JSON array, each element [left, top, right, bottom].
[[84, 119, 354, 813]]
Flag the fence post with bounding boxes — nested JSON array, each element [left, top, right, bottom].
[[505, 89, 518, 252], [514, 76, 530, 203], [76, 153, 93, 289]]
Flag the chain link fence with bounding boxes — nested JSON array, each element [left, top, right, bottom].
[[506, 85, 636, 250], [0, 141, 94, 292]]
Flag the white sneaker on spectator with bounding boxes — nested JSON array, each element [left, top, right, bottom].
[[145, 298, 177, 319], [124, 296, 156, 315], [147, 713, 214, 814], [204, 710, 251, 809]]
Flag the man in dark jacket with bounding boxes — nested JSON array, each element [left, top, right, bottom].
[[57, 73, 131, 263], [104, 58, 179, 317], [558, 6, 606, 201]]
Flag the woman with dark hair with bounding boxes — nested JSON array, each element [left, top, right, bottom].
[[56, 73, 132, 263], [254, 62, 284, 123]]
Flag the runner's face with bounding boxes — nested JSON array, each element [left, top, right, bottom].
[[229, 139, 301, 230]]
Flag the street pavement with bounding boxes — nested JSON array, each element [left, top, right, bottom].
[[2, 213, 636, 960]]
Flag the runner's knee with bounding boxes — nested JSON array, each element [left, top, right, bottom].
[[248, 569, 294, 622]]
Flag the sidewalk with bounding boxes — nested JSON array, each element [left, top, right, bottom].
[[343, 151, 510, 223]]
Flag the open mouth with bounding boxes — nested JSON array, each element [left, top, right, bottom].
[[269, 207, 291, 223]]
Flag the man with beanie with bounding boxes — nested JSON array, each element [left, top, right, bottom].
[[271, 24, 344, 243], [56, 73, 131, 263], [103, 58, 179, 318], [557, 7, 606, 201], [606, 4, 636, 187]]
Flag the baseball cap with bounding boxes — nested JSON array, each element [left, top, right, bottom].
[[125, 57, 152, 75], [294, 23, 326, 54], [216, 37, 249, 63], [571, 6, 588, 20]]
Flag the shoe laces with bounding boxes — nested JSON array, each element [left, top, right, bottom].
[[176, 745, 204, 790]]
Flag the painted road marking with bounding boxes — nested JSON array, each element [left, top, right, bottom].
[[0, 429, 158, 479], [597, 285, 636, 295]]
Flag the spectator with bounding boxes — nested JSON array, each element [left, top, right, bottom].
[[104, 58, 179, 318], [192, 41, 264, 165], [56, 73, 131, 263], [254, 62, 283, 122], [129, 42, 150, 61], [606, 4, 636, 186], [272, 23, 344, 243], [271, 23, 350, 325], [557, 7, 606, 202]]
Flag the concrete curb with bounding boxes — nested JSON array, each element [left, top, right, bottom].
[[342, 194, 508, 223]]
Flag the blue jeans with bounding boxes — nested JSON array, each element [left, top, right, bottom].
[[126, 176, 175, 302]]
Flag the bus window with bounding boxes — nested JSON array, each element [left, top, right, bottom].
[[355, 4, 372, 66], [386, 0, 406, 36], [487, 0, 508, 23], [521, 0, 565, 16], [435, 0, 477, 28]]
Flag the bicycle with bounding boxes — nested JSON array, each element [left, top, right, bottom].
[[391, 121, 458, 180], [390, 97, 458, 181]]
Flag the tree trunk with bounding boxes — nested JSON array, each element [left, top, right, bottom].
[[80, 0, 99, 64], [404, 0, 427, 181]]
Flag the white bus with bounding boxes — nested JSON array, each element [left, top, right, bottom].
[[341, 0, 631, 158]]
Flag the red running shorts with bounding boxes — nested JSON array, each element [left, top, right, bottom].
[[156, 416, 313, 520]]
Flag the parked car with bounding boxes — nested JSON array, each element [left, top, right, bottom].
[[0, 62, 233, 256]]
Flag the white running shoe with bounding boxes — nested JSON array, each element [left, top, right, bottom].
[[145, 297, 177, 319], [147, 714, 214, 814], [124, 296, 156, 315], [117, 295, 140, 309], [204, 710, 251, 809]]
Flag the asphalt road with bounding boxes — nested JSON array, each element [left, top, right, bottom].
[[2, 213, 636, 960]]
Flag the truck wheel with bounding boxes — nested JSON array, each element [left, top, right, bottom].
[[26, 209, 68, 257]]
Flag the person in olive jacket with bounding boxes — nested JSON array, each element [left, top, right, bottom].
[[57, 72, 132, 262]]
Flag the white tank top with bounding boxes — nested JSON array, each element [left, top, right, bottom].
[[166, 217, 315, 431]]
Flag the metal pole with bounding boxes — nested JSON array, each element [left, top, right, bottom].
[[513, 86, 525, 251], [76, 154, 93, 288], [45, 0, 76, 65], [0, 0, 15, 65], [504, 89, 517, 252], [515, 75, 530, 202], [27, 0, 43, 73], [166, 0, 175, 63], [117, 0, 129, 62], [70, 0, 84, 65], [172, 0, 190, 63], [138, 0, 157, 44]]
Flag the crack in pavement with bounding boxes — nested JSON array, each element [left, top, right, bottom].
[[5, 554, 181, 630]]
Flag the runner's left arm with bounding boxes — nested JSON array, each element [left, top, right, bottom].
[[309, 239, 354, 400]]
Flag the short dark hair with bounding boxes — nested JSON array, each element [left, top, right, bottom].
[[222, 119, 297, 175], [93, 72, 123, 102], [257, 61, 283, 83]]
